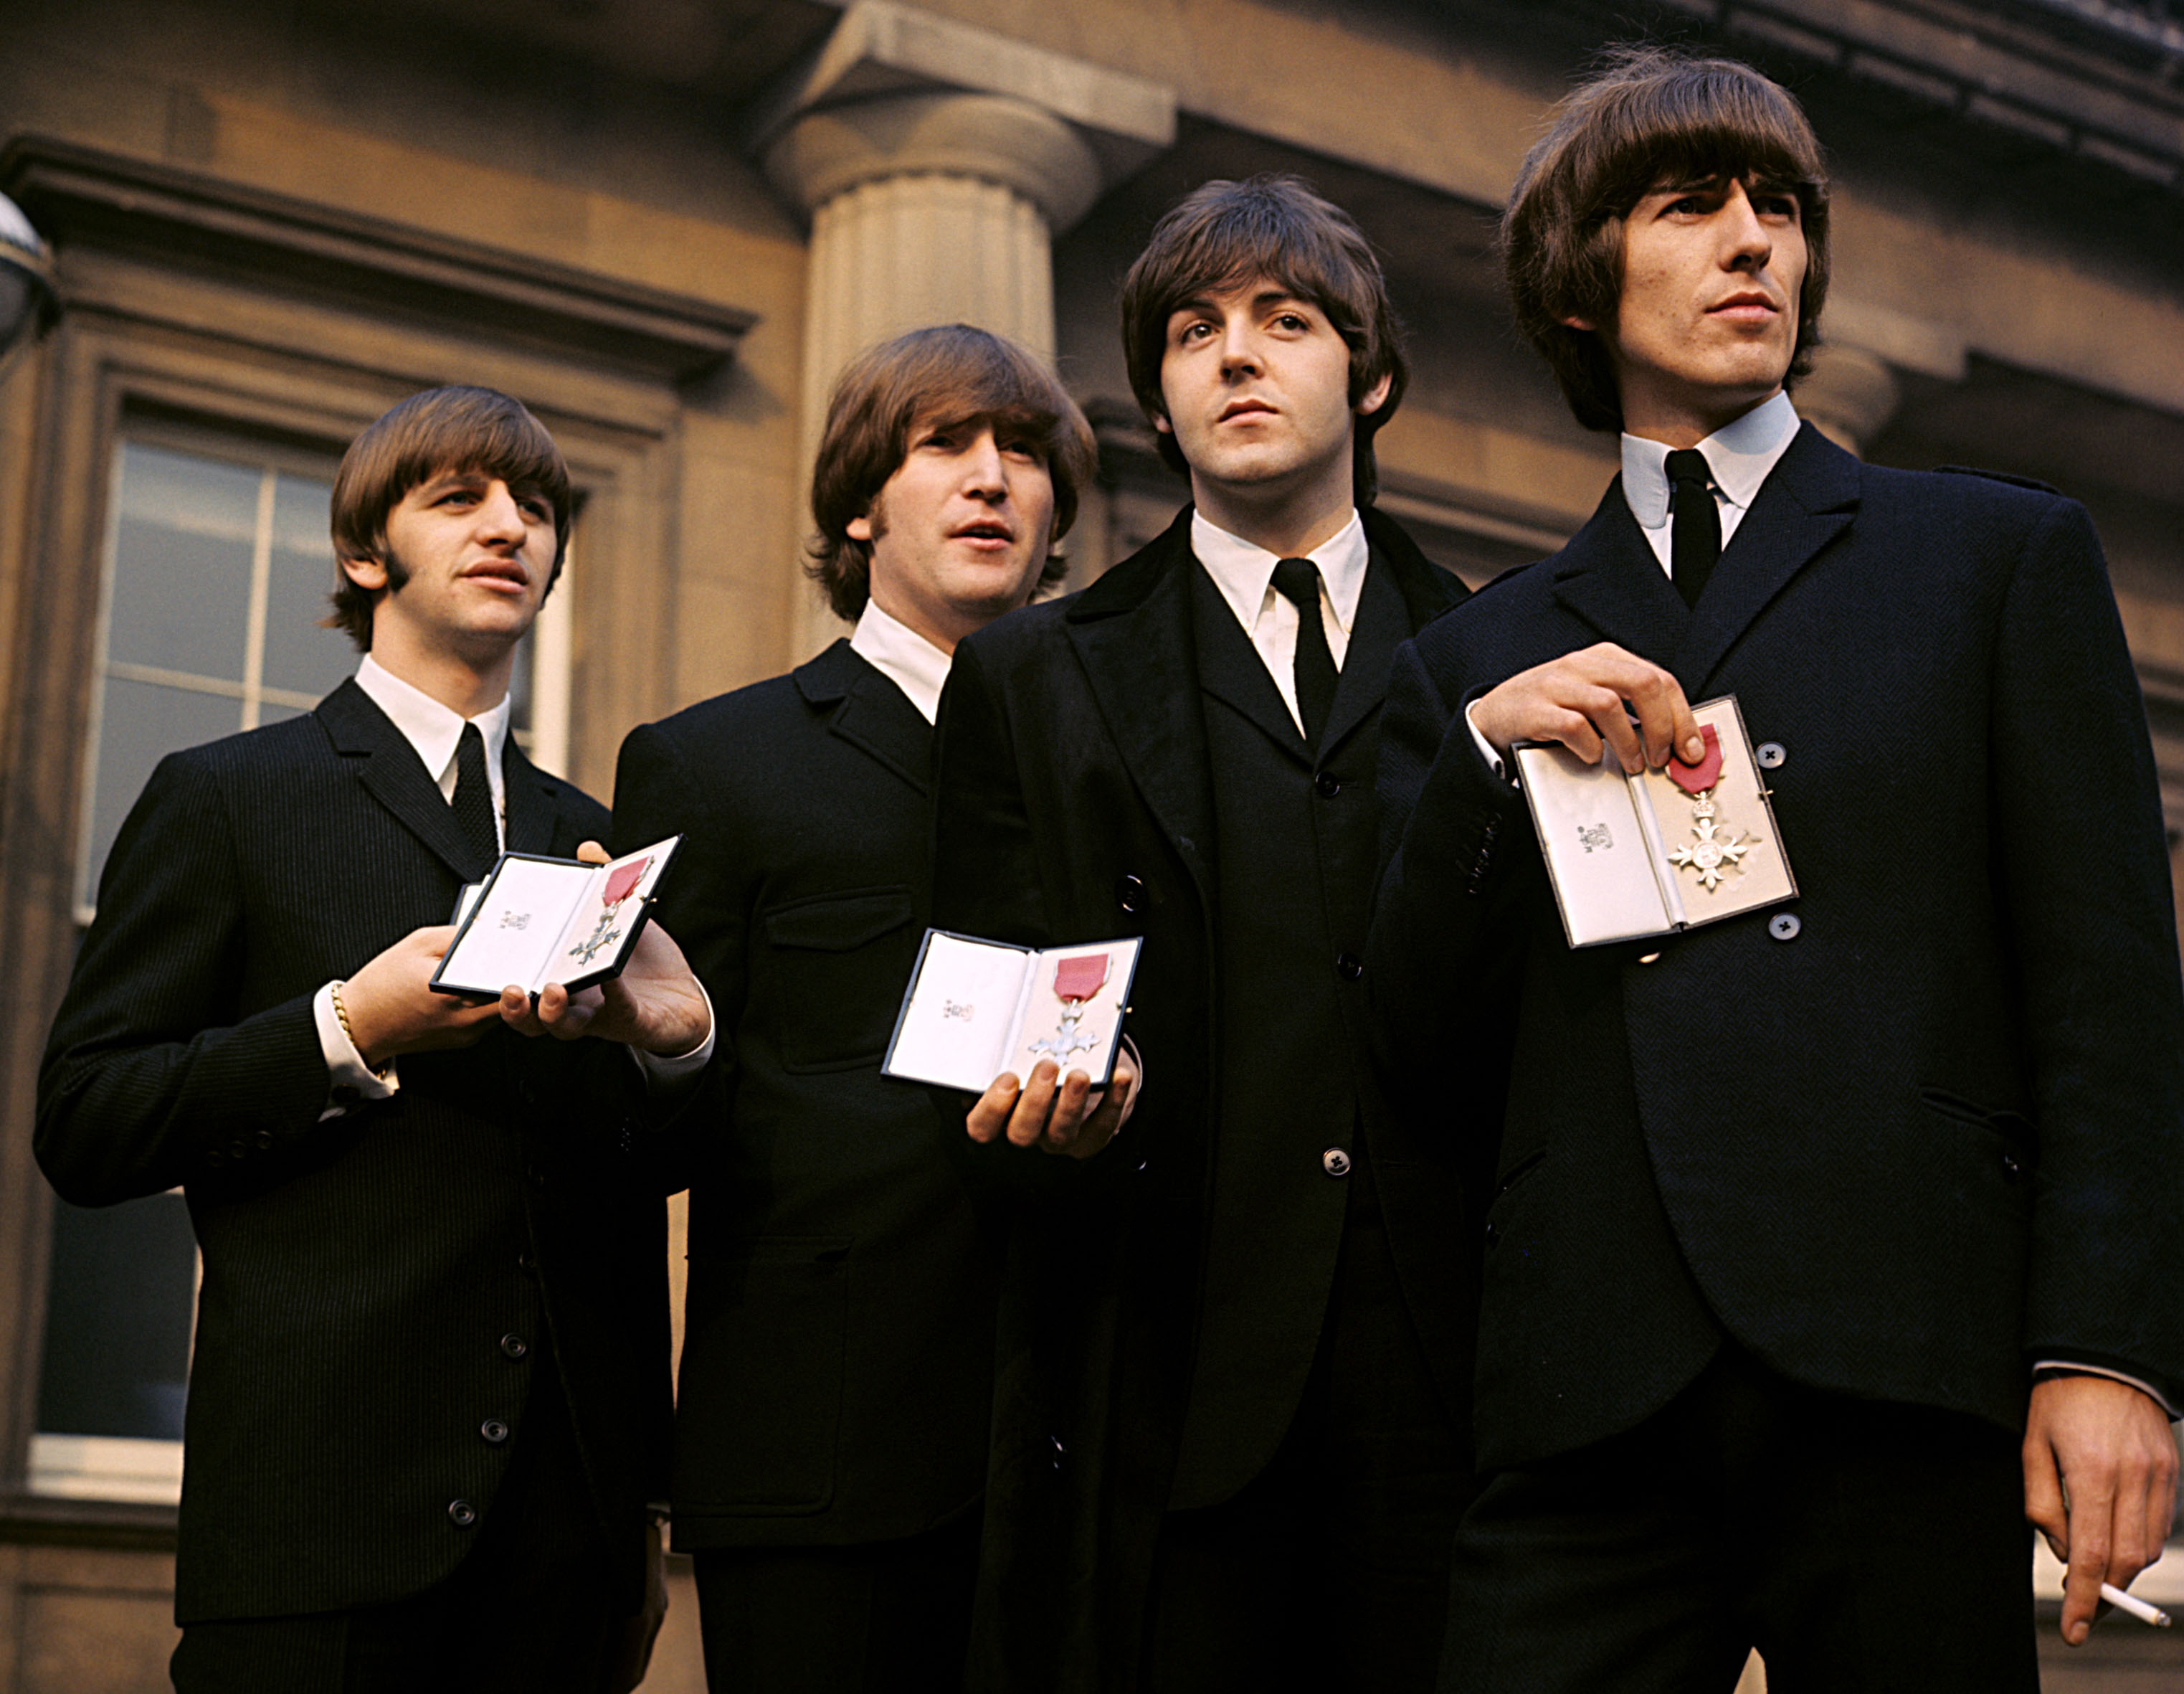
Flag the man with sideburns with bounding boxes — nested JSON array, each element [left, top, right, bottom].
[[929, 177, 1476, 1692], [609, 324, 1129, 1694], [39, 385, 711, 1694], [1372, 49, 2183, 1690]]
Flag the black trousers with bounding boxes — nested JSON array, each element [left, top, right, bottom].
[[691, 1512, 982, 1694], [1138, 1186, 1473, 1694], [171, 1355, 632, 1694], [1439, 1345, 2038, 1694]]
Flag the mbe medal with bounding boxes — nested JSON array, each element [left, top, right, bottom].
[[1665, 726, 1759, 893], [567, 855, 650, 967], [1027, 951, 1111, 1066]]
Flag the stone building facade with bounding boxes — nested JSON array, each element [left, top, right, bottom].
[[1, 1, 2178, 1688]]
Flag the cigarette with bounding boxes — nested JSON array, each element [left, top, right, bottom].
[[2100, 1583, 2173, 1628]]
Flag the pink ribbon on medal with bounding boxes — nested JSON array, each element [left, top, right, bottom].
[[1668, 725, 1722, 795], [1052, 952, 1111, 1003], [602, 857, 650, 908]]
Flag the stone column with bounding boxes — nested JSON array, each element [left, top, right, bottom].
[[750, 2, 1174, 656]]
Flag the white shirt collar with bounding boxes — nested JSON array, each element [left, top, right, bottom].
[[1620, 391, 1800, 532], [353, 653, 512, 808], [848, 598, 954, 726], [1190, 507, 1369, 635]]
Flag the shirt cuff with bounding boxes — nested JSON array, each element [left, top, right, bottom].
[[631, 980, 716, 1093], [1464, 699, 1511, 783], [313, 981, 399, 1119], [2033, 1359, 2180, 1421]]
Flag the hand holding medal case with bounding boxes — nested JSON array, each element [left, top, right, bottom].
[[1513, 695, 1794, 948], [432, 836, 682, 997], [883, 930, 1143, 1091]]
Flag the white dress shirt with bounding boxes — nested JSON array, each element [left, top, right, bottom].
[[1192, 507, 1369, 737], [850, 598, 954, 726]]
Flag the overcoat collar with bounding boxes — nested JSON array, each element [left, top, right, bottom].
[[1550, 422, 1859, 694], [794, 638, 932, 795], [1061, 504, 1466, 878], [317, 677, 568, 877]]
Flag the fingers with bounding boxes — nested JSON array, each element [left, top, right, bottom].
[[1472, 644, 1693, 772], [1039, 1068, 1096, 1155], [1007, 1061, 1064, 1147], [967, 1074, 1020, 1143], [2063, 1508, 2113, 1646], [575, 840, 611, 866], [2023, 1427, 2070, 1564]]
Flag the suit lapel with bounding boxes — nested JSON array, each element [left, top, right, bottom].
[[1065, 512, 1217, 895], [1672, 422, 1860, 694], [1190, 564, 1311, 767], [1549, 483, 1694, 666], [500, 740, 567, 855], [1319, 550, 1408, 760], [318, 678, 484, 880], [796, 640, 933, 794]]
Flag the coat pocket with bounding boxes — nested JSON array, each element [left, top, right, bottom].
[[673, 1236, 853, 1515], [759, 887, 915, 1072]]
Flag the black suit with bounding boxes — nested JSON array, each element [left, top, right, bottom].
[[930, 507, 1476, 1693], [611, 641, 1002, 1690], [37, 680, 670, 1686], [1372, 426, 2184, 1689]]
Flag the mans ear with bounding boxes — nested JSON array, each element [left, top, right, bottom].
[[846, 512, 874, 543], [338, 554, 389, 593], [1354, 370, 1395, 420], [1561, 314, 1598, 332]]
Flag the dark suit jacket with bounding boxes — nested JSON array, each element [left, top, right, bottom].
[[37, 679, 671, 1624], [612, 641, 1002, 1551], [1372, 425, 2184, 1473], [929, 506, 1471, 1693]]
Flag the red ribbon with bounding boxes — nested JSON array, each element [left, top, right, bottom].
[[1668, 725, 1722, 795], [1053, 952, 1111, 1003], [603, 857, 650, 907]]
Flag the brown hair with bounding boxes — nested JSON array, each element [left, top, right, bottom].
[[1119, 174, 1407, 503], [327, 385, 572, 649], [807, 324, 1098, 622], [1503, 45, 1831, 433]]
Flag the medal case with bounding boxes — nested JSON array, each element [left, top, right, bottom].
[[883, 930, 1143, 1091], [1514, 694, 1795, 949], [432, 836, 683, 997]]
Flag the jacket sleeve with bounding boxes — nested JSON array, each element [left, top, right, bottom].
[[1986, 497, 2184, 1408], [37, 752, 331, 1205], [1367, 630, 1535, 1099]]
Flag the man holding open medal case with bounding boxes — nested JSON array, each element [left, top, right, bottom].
[[1372, 48, 2184, 1690]]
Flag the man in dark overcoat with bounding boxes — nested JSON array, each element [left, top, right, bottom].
[[38, 385, 711, 1694], [930, 176, 1478, 1693], [1371, 49, 2184, 1692]]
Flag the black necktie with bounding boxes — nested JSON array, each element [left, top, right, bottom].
[[1271, 557, 1338, 744], [452, 721, 500, 876], [1665, 448, 1720, 610]]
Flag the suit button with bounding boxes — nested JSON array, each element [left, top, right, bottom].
[[1314, 772, 1342, 798], [1485, 1221, 1501, 1248], [1768, 913, 1801, 942], [254, 1130, 276, 1150], [1116, 874, 1144, 914], [2000, 1153, 2024, 1182], [1335, 952, 1364, 982], [204, 1150, 225, 1168], [500, 1333, 529, 1360], [1322, 1148, 1352, 1178], [480, 1418, 511, 1444], [517, 1252, 535, 1274], [1048, 1434, 1066, 1471], [447, 1499, 479, 1528], [228, 1137, 250, 1160], [1756, 742, 1787, 770]]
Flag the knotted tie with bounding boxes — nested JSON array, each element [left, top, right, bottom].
[[1271, 557, 1337, 744], [452, 721, 500, 876], [1665, 448, 1720, 610]]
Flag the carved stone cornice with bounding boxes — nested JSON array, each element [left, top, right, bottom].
[[0, 136, 757, 382]]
